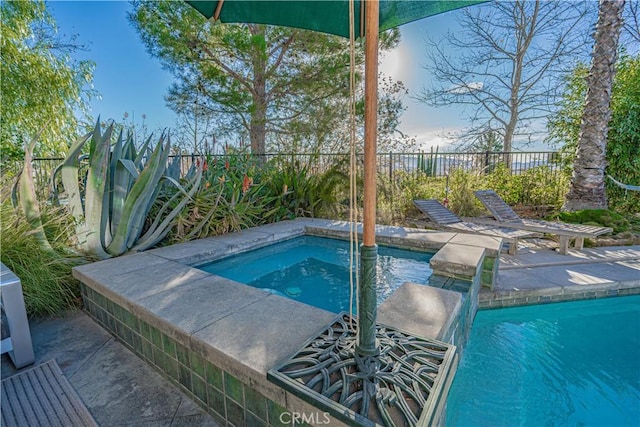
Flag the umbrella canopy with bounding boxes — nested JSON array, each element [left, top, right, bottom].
[[186, 0, 484, 38]]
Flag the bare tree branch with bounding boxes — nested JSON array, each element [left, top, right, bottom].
[[416, 0, 591, 155]]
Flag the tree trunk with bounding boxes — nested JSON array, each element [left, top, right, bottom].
[[563, 0, 625, 211], [250, 87, 267, 156], [250, 25, 268, 157]]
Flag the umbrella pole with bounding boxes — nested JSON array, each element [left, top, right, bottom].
[[357, 0, 379, 357]]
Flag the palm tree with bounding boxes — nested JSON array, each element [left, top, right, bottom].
[[563, 0, 625, 211]]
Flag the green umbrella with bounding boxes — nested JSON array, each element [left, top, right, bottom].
[[185, 0, 485, 356], [186, 0, 483, 38]]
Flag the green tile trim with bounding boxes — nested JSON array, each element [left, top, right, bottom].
[[190, 352, 206, 379], [224, 372, 244, 405], [226, 398, 245, 427], [176, 343, 190, 366], [479, 286, 640, 309], [178, 363, 192, 390], [482, 256, 495, 271], [139, 320, 151, 341], [245, 387, 268, 421], [141, 339, 154, 362], [207, 385, 226, 421], [152, 345, 166, 369], [191, 374, 208, 405], [247, 411, 267, 427], [149, 325, 163, 349], [162, 333, 176, 358], [208, 407, 226, 426], [267, 400, 288, 426], [165, 354, 179, 381], [205, 361, 223, 390]]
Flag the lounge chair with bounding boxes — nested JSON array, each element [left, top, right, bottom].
[[474, 190, 613, 255], [1, 263, 35, 369], [413, 199, 539, 255]]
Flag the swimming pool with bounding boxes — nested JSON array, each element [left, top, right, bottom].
[[446, 295, 640, 426], [198, 235, 434, 313]]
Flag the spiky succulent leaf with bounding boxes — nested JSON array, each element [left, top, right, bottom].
[[166, 154, 181, 180], [134, 134, 153, 168], [81, 123, 112, 259], [60, 129, 93, 222], [105, 134, 170, 255], [19, 132, 54, 252], [110, 131, 137, 240], [132, 165, 202, 251]]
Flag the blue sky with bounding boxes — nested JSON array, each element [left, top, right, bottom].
[[49, 1, 475, 150], [50, 1, 176, 131]]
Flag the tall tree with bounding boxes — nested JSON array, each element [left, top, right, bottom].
[[130, 1, 401, 156], [1, 0, 94, 160], [563, 0, 626, 211], [622, 0, 639, 48], [417, 0, 589, 159]]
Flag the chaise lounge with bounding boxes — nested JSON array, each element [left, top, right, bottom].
[[473, 190, 613, 255], [413, 199, 539, 255]]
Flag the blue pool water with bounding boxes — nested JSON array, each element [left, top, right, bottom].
[[199, 236, 433, 313], [447, 295, 640, 426]]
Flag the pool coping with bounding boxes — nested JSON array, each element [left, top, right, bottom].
[[480, 244, 640, 308]]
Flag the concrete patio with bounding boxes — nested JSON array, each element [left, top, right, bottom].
[[1, 229, 638, 426]]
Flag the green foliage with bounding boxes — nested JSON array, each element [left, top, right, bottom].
[[163, 152, 349, 242], [377, 172, 446, 224], [378, 163, 569, 223], [0, 0, 94, 160], [0, 202, 88, 317], [11, 122, 201, 259], [447, 168, 484, 217], [166, 152, 266, 241], [416, 146, 439, 176], [261, 157, 349, 220], [484, 163, 570, 208], [50, 121, 202, 258], [548, 54, 640, 213], [552, 209, 632, 233], [129, 1, 403, 154]]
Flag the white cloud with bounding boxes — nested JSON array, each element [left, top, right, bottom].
[[409, 127, 464, 151], [447, 82, 483, 94]]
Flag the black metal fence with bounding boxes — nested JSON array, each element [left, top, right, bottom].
[[162, 150, 567, 177], [5, 150, 569, 199]]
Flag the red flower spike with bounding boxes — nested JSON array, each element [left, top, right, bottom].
[[242, 174, 251, 194]]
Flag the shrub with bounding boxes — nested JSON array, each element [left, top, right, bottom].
[[552, 209, 634, 234], [261, 156, 349, 221], [164, 152, 266, 242], [0, 202, 89, 317], [447, 168, 484, 217], [378, 172, 446, 223]]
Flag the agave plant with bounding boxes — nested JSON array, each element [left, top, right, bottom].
[[50, 120, 202, 259]]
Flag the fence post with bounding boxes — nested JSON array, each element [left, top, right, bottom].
[[484, 150, 490, 174]]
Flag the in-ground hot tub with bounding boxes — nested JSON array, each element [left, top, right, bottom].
[[198, 235, 437, 313], [74, 218, 501, 426]]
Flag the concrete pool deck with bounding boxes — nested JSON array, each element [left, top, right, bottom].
[[481, 243, 640, 308], [2, 220, 638, 426]]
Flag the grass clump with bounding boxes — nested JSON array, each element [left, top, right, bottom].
[[1, 202, 89, 317], [552, 209, 635, 234]]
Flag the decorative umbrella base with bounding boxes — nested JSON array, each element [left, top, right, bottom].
[[268, 314, 458, 427]]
